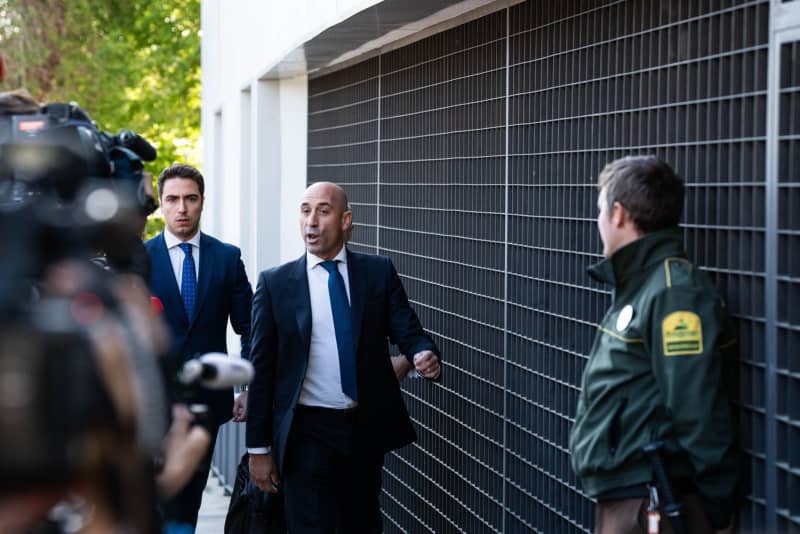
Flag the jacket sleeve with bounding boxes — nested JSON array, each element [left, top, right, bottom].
[[385, 258, 441, 376], [229, 250, 253, 360], [245, 270, 276, 449], [648, 286, 738, 528]]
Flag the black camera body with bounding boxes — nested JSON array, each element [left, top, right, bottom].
[[0, 102, 158, 298], [0, 101, 155, 208], [0, 101, 166, 489], [0, 103, 111, 197]]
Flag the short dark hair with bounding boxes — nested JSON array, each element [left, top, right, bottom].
[[157, 163, 205, 198], [598, 156, 684, 233]]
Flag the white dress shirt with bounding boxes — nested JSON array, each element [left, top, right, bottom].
[[299, 246, 357, 409], [248, 246, 355, 456], [163, 228, 200, 291]]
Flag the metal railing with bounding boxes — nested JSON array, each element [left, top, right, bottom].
[[211, 418, 246, 494]]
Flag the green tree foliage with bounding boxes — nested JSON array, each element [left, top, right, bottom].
[[0, 0, 200, 197], [145, 215, 166, 239]]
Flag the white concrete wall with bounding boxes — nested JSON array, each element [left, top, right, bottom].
[[201, 0, 383, 276], [202, 0, 383, 353]]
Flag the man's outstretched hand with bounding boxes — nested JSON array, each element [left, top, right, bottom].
[[413, 350, 441, 379]]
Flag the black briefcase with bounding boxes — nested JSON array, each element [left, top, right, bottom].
[[224, 453, 286, 534]]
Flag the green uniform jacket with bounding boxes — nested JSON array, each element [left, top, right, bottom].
[[569, 227, 738, 527]]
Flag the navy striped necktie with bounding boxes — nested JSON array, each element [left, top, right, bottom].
[[320, 260, 357, 401]]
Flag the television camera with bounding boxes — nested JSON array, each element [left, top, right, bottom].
[[0, 98, 168, 489], [0, 97, 249, 532]]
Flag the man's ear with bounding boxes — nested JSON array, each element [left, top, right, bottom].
[[610, 201, 628, 228], [342, 209, 353, 230]]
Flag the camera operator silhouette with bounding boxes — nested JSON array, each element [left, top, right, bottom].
[[0, 89, 230, 533]]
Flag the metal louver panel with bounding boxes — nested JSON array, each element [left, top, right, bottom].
[[306, 1, 791, 531]]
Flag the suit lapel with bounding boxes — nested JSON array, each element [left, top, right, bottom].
[[288, 255, 312, 357], [346, 249, 366, 357], [191, 233, 215, 328], [152, 233, 188, 324]]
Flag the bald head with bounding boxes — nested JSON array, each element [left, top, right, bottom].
[[299, 181, 352, 260], [303, 182, 348, 210]]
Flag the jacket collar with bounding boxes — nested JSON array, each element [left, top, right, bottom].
[[588, 227, 686, 288], [193, 233, 215, 326], [163, 227, 201, 250], [345, 249, 366, 357], [154, 230, 214, 327], [287, 247, 367, 360], [288, 254, 311, 355], [305, 246, 347, 271]]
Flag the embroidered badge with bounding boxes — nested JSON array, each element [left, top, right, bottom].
[[616, 304, 634, 332], [662, 311, 703, 356]]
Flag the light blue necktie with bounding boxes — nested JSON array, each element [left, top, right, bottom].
[[320, 260, 357, 401], [179, 243, 197, 320]]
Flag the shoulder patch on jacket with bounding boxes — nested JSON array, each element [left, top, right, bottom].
[[663, 258, 694, 288], [662, 311, 703, 356]]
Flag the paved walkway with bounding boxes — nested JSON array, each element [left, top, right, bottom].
[[196, 471, 231, 533]]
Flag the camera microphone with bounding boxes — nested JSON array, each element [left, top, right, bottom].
[[115, 130, 157, 162], [177, 353, 253, 389]]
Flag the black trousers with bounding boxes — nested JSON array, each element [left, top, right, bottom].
[[282, 405, 384, 534], [161, 423, 220, 527]]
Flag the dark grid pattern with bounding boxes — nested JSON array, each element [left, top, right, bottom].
[[379, 13, 508, 533], [777, 40, 800, 531], [308, 57, 380, 255], [306, 1, 790, 532], [509, 1, 770, 531]]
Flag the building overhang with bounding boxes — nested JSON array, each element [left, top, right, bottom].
[[257, 0, 521, 81]]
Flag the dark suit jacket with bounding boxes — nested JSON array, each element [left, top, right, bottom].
[[146, 231, 252, 425], [246, 249, 440, 471]]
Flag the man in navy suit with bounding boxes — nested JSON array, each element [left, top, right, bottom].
[[247, 182, 441, 533], [146, 163, 253, 530]]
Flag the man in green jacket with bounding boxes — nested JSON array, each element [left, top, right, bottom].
[[569, 156, 738, 533]]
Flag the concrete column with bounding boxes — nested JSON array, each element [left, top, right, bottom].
[[278, 75, 308, 263], [251, 79, 283, 273], [238, 88, 253, 270]]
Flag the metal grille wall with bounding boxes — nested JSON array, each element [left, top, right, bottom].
[[306, 1, 795, 532], [308, 58, 380, 255], [776, 39, 800, 531]]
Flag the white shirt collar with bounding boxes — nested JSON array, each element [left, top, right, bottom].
[[164, 227, 201, 250], [306, 246, 347, 271]]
